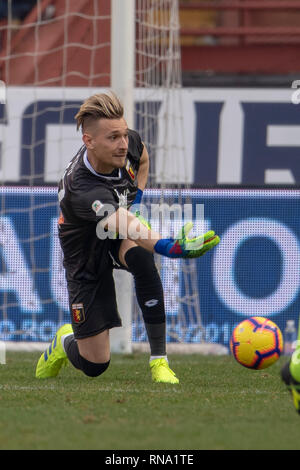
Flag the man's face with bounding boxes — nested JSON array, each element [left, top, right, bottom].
[[84, 118, 129, 172]]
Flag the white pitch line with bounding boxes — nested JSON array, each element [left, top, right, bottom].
[[0, 384, 182, 393]]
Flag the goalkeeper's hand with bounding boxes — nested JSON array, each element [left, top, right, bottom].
[[154, 222, 220, 259]]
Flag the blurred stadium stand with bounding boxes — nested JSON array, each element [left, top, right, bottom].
[[0, 0, 110, 86], [1, 0, 300, 86], [179, 0, 300, 86], [0, 1, 37, 22]]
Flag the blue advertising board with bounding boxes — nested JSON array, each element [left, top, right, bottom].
[[0, 187, 299, 348], [1, 87, 300, 186]]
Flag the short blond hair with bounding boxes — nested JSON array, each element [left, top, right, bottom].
[[75, 92, 124, 132]]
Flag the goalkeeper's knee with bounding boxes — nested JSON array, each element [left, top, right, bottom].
[[79, 355, 110, 378], [124, 245, 156, 278]]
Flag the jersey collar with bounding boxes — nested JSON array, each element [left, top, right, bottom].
[[83, 150, 121, 179]]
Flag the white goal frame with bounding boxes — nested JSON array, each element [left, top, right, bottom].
[[110, 0, 135, 354]]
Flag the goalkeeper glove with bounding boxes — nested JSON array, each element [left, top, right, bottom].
[[135, 212, 151, 230], [154, 222, 220, 259]]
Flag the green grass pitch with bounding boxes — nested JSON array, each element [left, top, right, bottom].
[[0, 352, 299, 450]]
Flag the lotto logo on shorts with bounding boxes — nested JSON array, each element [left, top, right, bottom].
[[72, 303, 85, 323]]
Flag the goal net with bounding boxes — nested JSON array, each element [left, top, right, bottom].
[[134, 1, 219, 353], [0, 0, 227, 354]]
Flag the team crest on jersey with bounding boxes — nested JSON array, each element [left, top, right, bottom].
[[126, 160, 135, 180], [72, 303, 85, 323]]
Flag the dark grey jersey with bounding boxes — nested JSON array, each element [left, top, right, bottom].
[[58, 129, 144, 281]]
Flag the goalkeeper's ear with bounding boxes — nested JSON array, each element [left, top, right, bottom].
[[82, 132, 94, 150]]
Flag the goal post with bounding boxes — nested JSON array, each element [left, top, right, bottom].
[[110, 0, 135, 353], [111, 0, 135, 127]]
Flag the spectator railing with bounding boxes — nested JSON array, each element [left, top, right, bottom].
[[179, 0, 300, 74], [180, 1, 300, 43]]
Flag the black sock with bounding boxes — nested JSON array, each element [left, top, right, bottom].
[[63, 334, 82, 370], [144, 322, 166, 356], [124, 247, 167, 356]]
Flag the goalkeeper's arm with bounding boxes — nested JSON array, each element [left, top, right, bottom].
[[101, 207, 220, 259]]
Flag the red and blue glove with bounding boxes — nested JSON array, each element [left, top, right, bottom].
[[154, 222, 220, 259]]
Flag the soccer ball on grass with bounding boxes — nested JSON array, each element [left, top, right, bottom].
[[230, 316, 283, 370]]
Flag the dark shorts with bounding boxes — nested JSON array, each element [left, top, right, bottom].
[[67, 239, 129, 340]]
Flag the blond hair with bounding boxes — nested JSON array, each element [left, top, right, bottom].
[[75, 92, 124, 132]]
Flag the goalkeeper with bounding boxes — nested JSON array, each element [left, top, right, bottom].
[[35, 92, 220, 384]]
